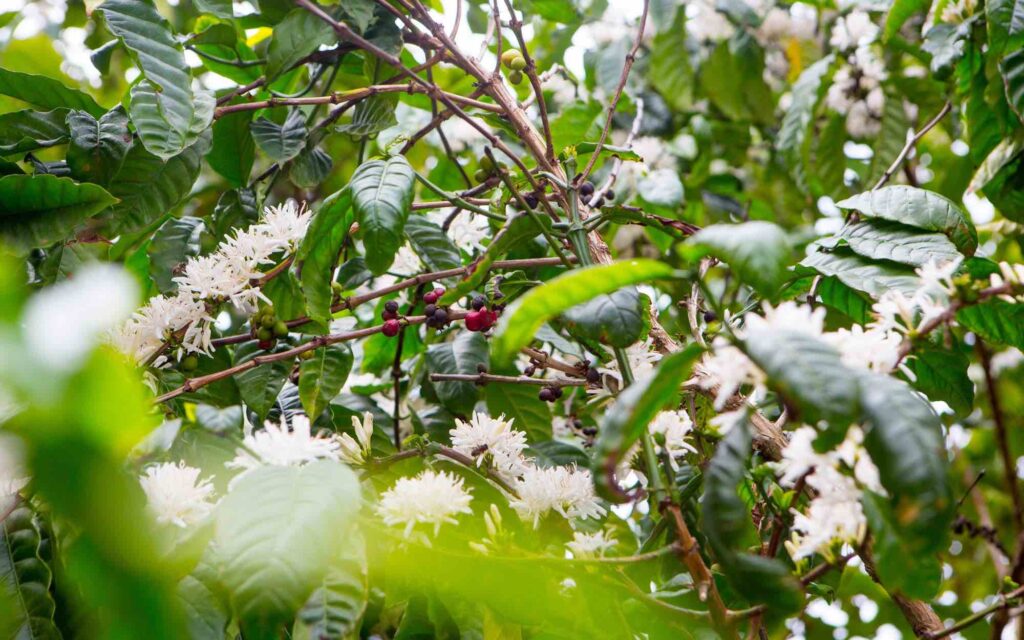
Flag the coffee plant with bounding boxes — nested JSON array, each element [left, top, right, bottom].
[[5, 0, 1024, 637]]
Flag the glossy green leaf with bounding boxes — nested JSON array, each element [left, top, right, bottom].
[[289, 146, 332, 188], [777, 54, 834, 183], [264, 8, 336, 81], [299, 343, 354, 419], [147, 216, 203, 292], [987, 0, 1024, 55], [233, 340, 292, 418], [66, 108, 132, 186], [296, 542, 368, 640], [251, 110, 307, 163], [426, 331, 489, 415], [883, 0, 929, 41], [800, 247, 921, 298], [592, 344, 704, 501], [648, 6, 692, 111], [1001, 46, 1024, 125], [106, 138, 205, 233], [491, 259, 677, 366], [868, 86, 911, 182], [215, 461, 362, 631], [1, 505, 62, 640], [956, 299, 1024, 349], [297, 187, 352, 324], [821, 219, 963, 267], [349, 155, 415, 275], [688, 221, 792, 297], [99, 0, 212, 158], [699, 33, 773, 125], [742, 328, 859, 427], [909, 347, 974, 417], [701, 420, 802, 611], [0, 68, 104, 116], [0, 108, 69, 154], [816, 276, 871, 324], [836, 186, 978, 256], [336, 94, 399, 138], [562, 287, 646, 348], [405, 215, 462, 271], [862, 492, 943, 600], [485, 381, 551, 443], [549, 101, 602, 154], [0, 174, 117, 251], [207, 109, 255, 187]]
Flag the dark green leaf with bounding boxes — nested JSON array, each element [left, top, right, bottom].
[[233, 341, 292, 418], [592, 344, 704, 501], [251, 110, 307, 163], [66, 108, 132, 186], [264, 8, 336, 81], [1, 505, 62, 640], [0, 68, 104, 116], [296, 542, 368, 639], [649, 7, 693, 111], [800, 247, 921, 298], [528, 440, 589, 468], [0, 174, 117, 251], [987, 0, 1024, 55], [0, 109, 69, 155], [336, 94, 398, 138], [289, 146, 332, 188], [207, 109, 255, 187], [404, 215, 462, 272], [1001, 46, 1024, 125], [485, 382, 551, 442], [862, 492, 943, 600], [957, 299, 1024, 349], [816, 276, 871, 324], [193, 0, 233, 17], [836, 186, 977, 256], [868, 86, 911, 182], [297, 187, 352, 324], [299, 343, 354, 419], [147, 216, 203, 292], [349, 155, 415, 275], [491, 259, 677, 366], [549, 101, 602, 154], [563, 287, 645, 348], [106, 138, 204, 233], [777, 54, 834, 188], [426, 331, 489, 415], [883, 0, 930, 41], [908, 347, 974, 417], [821, 219, 963, 267], [699, 33, 773, 125]]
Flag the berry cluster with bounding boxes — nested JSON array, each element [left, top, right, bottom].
[[473, 154, 507, 183], [538, 385, 564, 403], [464, 295, 499, 332], [381, 299, 402, 337], [579, 181, 613, 209], [423, 287, 450, 329], [500, 49, 527, 85], [251, 306, 289, 350]]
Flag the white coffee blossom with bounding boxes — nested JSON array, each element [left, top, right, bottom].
[[509, 464, 606, 527], [111, 201, 311, 364], [826, 48, 888, 137], [139, 462, 217, 528], [376, 469, 473, 537], [822, 325, 903, 373], [567, 530, 617, 558], [871, 259, 960, 333], [696, 337, 765, 410], [0, 435, 29, 499], [227, 414, 340, 475], [599, 338, 662, 384], [338, 412, 375, 465], [686, 0, 735, 42], [449, 413, 528, 477], [744, 301, 826, 336], [829, 11, 879, 51], [649, 410, 697, 468]]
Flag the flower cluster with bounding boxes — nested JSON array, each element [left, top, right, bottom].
[[566, 530, 617, 558], [449, 413, 528, 478], [110, 201, 311, 366], [139, 462, 217, 528], [226, 414, 340, 476], [778, 426, 881, 560], [376, 469, 474, 537], [825, 47, 888, 138]]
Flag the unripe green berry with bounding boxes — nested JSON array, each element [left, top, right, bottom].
[[273, 320, 289, 338], [509, 55, 527, 71], [480, 155, 495, 173], [181, 354, 199, 372], [261, 314, 276, 328], [474, 169, 489, 182], [299, 349, 316, 360], [500, 49, 521, 68], [509, 70, 523, 84], [257, 327, 273, 341]]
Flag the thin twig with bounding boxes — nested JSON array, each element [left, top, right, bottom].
[[428, 372, 587, 387], [873, 101, 952, 190]]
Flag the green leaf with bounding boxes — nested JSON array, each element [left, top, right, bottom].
[[520, 0, 579, 23], [636, 169, 684, 212], [99, 0, 212, 158], [178, 567, 231, 640], [688, 221, 792, 297], [699, 33, 773, 125], [297, 187, 352, 324], [490, 260, 677, 366], [862, 492, 943, 600], [572, 142, 644, 163], [742, 329, 859, 427], [800, 247, 921, 298], [956, 299, 1024, 349], [299, 343, 354, 419], [777, 54, 834, 182], [528, 440, 589, 468], [289, 147, 332, 188], [817, 276, 871, 324], [966, 133, 1024, 194], [233, 341, 292, 418], [549, 101, 602, 154], [701, 420, 802, 611], [1, 505, 62, 640], [66, 108, 131, 186], [251, 110, 307, 162], [908, 347, 974, 417], [265, 8, 336, 81], [336, 94, 398, 138], [0, 174, 117, 251], [987, 0, 1024, 55], [592, 344, 704, 501], [808, 114, 848, 199], [563, 287, 646, 348], [194, 403, 243, 434], [485, 382, 551, 442], [868, 85, 911, 181], [858, 374, 952, 570], [1001, 46, 1024, 125], [649, 6, 692, 111], [296, 542, 368, 640], [0, 68, 104, 116], [426, 331, 490, 415], [883, 0, 930, 41], [349, 155, 415, 275], [836, 186, 977, 256], [207, 109, 255, 187], [0, 108, 69, 155], [821, 219, 962, 267], [405, 215, 462, 271], [148, 216, 203, 292], [215, 461, 362, 631], [193, 0, 233, 17], [106, 139, 204, 233]]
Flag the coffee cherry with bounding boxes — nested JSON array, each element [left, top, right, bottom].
[[592, 197, 604, 208], [586, 367, 601, 384], [432, 308, 448, 325], [424, 303, 437, 317], [180, 354, 199, 372], [481, 309, 499, 329], [509, 70, 523, 85], [538, 387, 555, 402], [524, 365, 536, 377], [471, 295, 487, 311], [524, 193, 538, 209], [273, 320, 289, 338], [257, 327, 273, 342], [500, 49, 521, 68], [382, 310, 398, 321], [510, 56, 527, 71], [580, 193, 591, 205], [299, 349, 315, 360], [382, 319, 400, 337], [258, 339, 275, 350], [433, 287, 446, 299], [703, 310, 718, 323], [465, 311, 483, 332], [580, 181, 595, 196], [384, 300, 400, 314], [480, 155, 495, 174], [582, 426, 598, 437], [552, 386, 564, 399], [423, 291, 439, 305], [474, 169, 488, 182], [331, 281, 344, 295], [605, 188, 616, 200], [261, 314, 276, 328]]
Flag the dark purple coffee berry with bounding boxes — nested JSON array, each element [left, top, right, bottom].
[[424, 303, 437, 317], [384, 300, 399, 314], [580, 194, 591, 205], [703, 310, 718, 323], [586, 367, 600, 384], [552, 386, 564, 399], [592, 197, 605, 208], [476, 363, 488, 373], [605, 188, 616, 200], [524, 365, 536, 377], [432, 308, 448, 325], [538, 387, 555, 402], [524, 193, 538, 209], [471, 295, 487, 311], [382, 310, 398, 321], [580, 181, 595, 196], [582, 426, 598, 436]]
